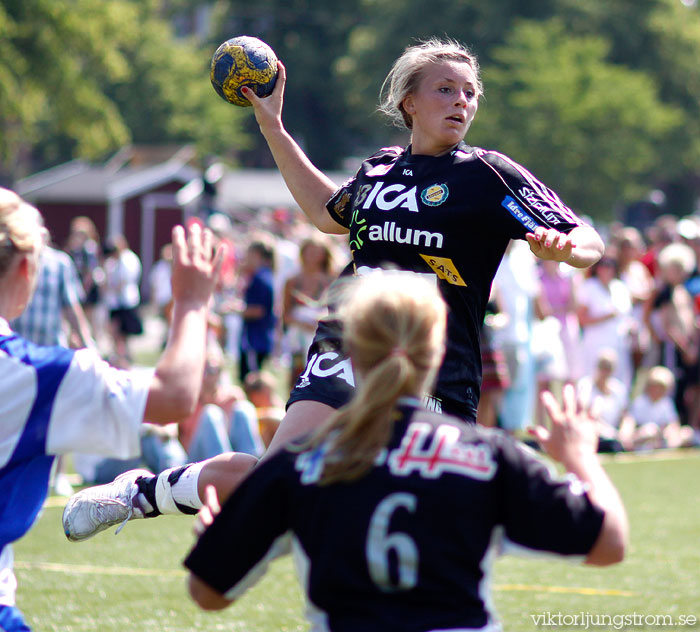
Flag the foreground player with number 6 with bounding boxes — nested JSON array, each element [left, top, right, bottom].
[[186, 271, 627, 630]]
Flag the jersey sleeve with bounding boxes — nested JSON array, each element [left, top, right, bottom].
[[476, 150, 587, 240], [45, 349, 152, 458], [184, 453, 294, 600], [325, 146, 403, 229], [326, 174, 358, 229], [495, 436, 604, 559]]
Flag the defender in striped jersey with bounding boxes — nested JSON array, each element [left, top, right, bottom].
[[0, 187, 223, 631]]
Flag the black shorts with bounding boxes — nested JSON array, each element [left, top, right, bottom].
[[109, 307, 143, 336], [286, 319, 477, 423]]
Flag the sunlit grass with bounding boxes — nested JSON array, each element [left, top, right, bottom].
[[15, 451, 700, 631]]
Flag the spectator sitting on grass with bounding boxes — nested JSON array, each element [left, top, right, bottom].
[[243, 370, 285, 448], [576, 348, 630, 453], [621, 366, 696, 450]]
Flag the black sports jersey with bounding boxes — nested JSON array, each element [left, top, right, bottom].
[[185, 403, 604, 632], [324, 142, 585, 412]]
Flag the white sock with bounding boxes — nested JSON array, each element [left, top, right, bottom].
[[155, 462, 205, 514]]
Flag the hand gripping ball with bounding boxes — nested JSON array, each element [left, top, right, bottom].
[[210, 36, 278, 107]]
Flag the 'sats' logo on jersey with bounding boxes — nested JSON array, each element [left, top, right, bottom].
[[421, 183, 449, 207], [502, 196, 538, 232], [419, 254, 466, 286]]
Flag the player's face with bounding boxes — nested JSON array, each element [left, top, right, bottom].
[[403, 60, 479, 156]]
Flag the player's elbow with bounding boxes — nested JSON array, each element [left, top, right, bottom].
[[585, 514, 628, 566], [188, 575, 233, 611], [166, 390, 199, 421], [144, 383, 199, 424]]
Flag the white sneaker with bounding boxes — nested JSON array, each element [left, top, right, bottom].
[[62, 469, 152, 542]]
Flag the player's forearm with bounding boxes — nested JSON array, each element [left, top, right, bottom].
[[260, 125, 346, 234], [147, 300, 209, 423], [565, 226, 605, 269], [188, 574, 233, 610], [563, 454, 628, 565]]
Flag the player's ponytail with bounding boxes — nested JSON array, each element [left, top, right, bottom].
[[303, 270, 446, 485]]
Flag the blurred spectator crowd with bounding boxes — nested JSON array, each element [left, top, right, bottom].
[[19, 205, 347, 489], [481, 214, 700, 452], [22, 206, 700, 491]]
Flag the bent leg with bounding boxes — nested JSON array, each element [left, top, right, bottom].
[[63, 400, 337, 540], [199, 400, 336, 502], [261, 400, 335, 460]]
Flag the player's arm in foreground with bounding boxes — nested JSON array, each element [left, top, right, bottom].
[[531, 384, 628, 566], [242, 62, 347, 235], [144, 223, 224, 423], [187, 486, 231, 610]]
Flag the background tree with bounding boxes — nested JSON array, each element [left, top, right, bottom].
[[467, 19, 682, 219], [2, 0, 699, 220], [0, 0, 248, 184], [205, 0, 363, 169], [555, 0, 700, 212]]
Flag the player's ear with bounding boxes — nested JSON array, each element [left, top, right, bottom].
[[17, 253, 33, 280], [402, 94, 416, 116]]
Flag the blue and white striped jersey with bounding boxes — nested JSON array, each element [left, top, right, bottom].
[[0, 318, 151, 606]]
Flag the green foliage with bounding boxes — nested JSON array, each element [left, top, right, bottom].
[[467, 19, 682, 217], [206, 0, 364, 168], [553, 0, 700, 209], [0, 0, 248, 181], [102, 4, 249, 159], [2, 0, 700, 215]]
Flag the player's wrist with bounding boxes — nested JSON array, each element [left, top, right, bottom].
[[170, 297, 210, 313], [559, 449, 601, 476]]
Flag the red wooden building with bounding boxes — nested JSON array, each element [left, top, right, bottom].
[[15, 145, 199, 295]]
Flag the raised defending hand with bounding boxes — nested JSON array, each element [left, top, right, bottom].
[[526, 227, 575, 262], [242, 61, 286, 133], [194, 485, 221, 537], [170, 222, 225, 307], [529, 384, 599, 467]]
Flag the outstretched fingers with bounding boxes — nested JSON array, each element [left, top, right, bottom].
[[172, 224, 188, 266]]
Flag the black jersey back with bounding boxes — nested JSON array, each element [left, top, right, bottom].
[[326, 142, 585, 409], [185, 404, 604, 632]]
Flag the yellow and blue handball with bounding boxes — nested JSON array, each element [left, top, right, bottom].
[[210, 36, 278, 107]]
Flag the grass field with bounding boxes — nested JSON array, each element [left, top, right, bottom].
[[14, 450, 700, 631]]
